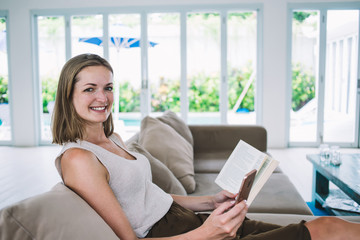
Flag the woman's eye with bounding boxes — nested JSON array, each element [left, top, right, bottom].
[[105, 87, 113, 91], [84, 88, 94, 92]]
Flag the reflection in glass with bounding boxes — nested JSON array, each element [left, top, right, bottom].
[[148, 13, 180, 115], [187, 12, 221, 124], [37, 16, 65, 141], [0, 17, 11, 141], [227, 11, 257, 125], [72, 15, 103, 57], [109, 14, 141, 137], [290, 11, 319, 142], [323, 10, 359, 143]]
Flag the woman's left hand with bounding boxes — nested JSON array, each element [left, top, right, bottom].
[[212, 190, 237, 209]]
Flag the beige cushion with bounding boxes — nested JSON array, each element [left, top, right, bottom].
[[0, 183, 118, 240], [157, 110, 194, 146], [139, 116, 196, 193], [127, 142, 187, 195], [249, 173, 312, 215]]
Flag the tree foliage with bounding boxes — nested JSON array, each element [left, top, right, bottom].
[[0, 76, 8, 104], [293, 11, 317, 23], [189, 73, 220, 112], [41, 77, 58, 113], [228, 64, 254, 112], [292, 63, 315, 111], [119, 81, 140, 112], [151, 78, 180, 112]]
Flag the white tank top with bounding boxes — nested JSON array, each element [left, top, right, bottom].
[[55, 135, 173, 237]]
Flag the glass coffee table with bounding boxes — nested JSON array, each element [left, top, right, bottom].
[[307, 153, 360, 216]]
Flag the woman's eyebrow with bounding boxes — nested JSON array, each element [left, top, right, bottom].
[[84, 83, 97, 86]]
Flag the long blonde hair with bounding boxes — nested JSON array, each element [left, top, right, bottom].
[[52, 54, 114, 144]]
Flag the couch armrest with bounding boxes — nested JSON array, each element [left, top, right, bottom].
[[189, 125, 267, 153]]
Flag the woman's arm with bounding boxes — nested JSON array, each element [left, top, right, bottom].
[[171, 190, 237, 212], [61, 148, 247, 240], [61, 148, 138, 240]]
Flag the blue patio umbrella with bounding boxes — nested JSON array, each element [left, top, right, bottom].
[[78, 36, 158, 50]]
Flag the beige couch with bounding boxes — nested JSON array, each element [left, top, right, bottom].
[[1, 113, 359, 239], [126, 123, 312, 216]]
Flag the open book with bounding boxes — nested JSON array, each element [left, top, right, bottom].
[[215, 140, 279, 206]]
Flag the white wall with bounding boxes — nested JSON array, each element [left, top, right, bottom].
[[1, 0, 357, 147]]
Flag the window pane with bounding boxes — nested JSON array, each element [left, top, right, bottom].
[[227, 11, 257, 125], [37, 16, 66, 141], [290, 11, 319, 142], [148, 13, 181, 115], [187, 12, 221, 124], [0, 17, 11, 141], [73, 15, 103, 57], [109, 14, 141, 138], [323, 10, 359, 143]]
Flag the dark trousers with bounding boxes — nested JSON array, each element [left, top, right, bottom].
[[146, 202, 311, 240]]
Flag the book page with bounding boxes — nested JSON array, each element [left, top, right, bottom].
[[247, 157, 279, 205], [215, 140, 267, 194]]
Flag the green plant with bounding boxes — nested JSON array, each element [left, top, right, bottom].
[[0, 76, 8, 104], [293, 11, 317, 23], [41, 77, 58, 113], [188, 72, 220, 112], [151, 78, 180, 112], [119, 81, 140, 112], [292, 63, 315, 111], [228, 64, 255, 112]]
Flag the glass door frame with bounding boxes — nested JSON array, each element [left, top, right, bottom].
[[286, 2, 360, 148], [0, 10, 13, 145]]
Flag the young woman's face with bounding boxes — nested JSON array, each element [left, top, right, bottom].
[[72, 65, 114, 125]]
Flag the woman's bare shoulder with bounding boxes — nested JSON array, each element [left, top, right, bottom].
[[61, 148, 107, 179], [62, 147, 96, 165]]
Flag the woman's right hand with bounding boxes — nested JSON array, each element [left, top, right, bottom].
[[198, 200, 248, 239]]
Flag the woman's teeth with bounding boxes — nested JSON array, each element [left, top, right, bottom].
[[91, 106, 106, 111]]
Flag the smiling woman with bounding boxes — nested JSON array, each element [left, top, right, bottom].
[[51, 54, 114, 144]]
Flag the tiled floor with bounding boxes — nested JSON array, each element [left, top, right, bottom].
[[0, 145, 359, 210]]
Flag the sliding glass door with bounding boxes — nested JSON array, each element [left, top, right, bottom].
[[0, 13, 11, 143], [33, 5, 262, 143], [323, 10, 359, 144], [288, 4, 360, 147]]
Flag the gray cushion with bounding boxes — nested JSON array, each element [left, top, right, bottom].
[[157, 110, 194, 146], [249, 173, 313, 215], [0, 183, 118, 240], [193, 151, 230, 173], [139, 116, 195, 193], [127, 142, 187, 195], [189, 173, 312, 215], [189, 173, 223, 197]]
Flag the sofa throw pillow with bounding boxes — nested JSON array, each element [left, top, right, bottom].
[[127, 142, 187, 195], [0, 183, 118, 240], [139, 116, 196, 193], [157, 110, 194, 146]]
